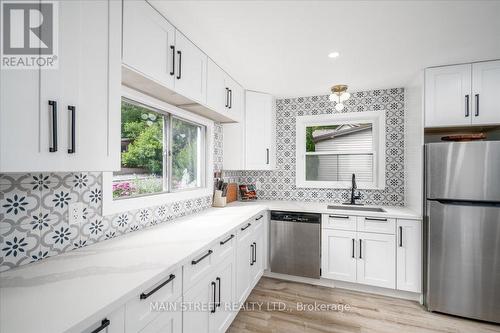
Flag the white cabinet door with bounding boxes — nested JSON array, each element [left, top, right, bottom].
[[321, 229, 357, 282], [250, 220, 265, 286], [472, 60, 500, 126], [222, 121, 245, 170], [206, 59, 227, 112], [211, 254, 236, 333], [183, 275, 214, 333], [140, 302, 182, 333], [80, 306, 125, 333], [122, 0, 175, 89], [1, 0, 120, 172], [425, 64, 472, 128], [235, 228, 253, 304], [356, 232, 396, 289], [174, 30, 207, 104], [396, 219, 422, 293], [226, 78, 244, 122], [245, 91, 275, 170]]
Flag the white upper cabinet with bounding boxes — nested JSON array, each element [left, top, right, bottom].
[[0, 0, 121, 172], [244, 91, 276, 170], [173, 30, 207, 104], [425, 60, 500, 128], [425, 64, 472, 128], [122, 0, 175, 89], [396, 219, 422, 293], [472, 60, 500, 126]]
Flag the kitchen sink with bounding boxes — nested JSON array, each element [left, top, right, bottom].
[[327, 205, 386, 213]]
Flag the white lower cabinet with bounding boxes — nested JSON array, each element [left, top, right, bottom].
[[321, 229, 357, 282], [235, 222, 255, 304], [80, 307, 125, 333], [356, 232, 396, 289], [139, 300, 182, 333], [396, 219, 422, 293]]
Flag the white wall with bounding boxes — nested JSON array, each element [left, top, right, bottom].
[[404, 73, 424, 214]]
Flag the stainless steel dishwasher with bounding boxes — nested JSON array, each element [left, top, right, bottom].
[[270, 211, 321, 279]]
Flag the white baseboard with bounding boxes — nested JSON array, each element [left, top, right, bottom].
[[263, 271, 422, 303]]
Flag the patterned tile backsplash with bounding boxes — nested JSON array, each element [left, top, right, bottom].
[[224, 88, 406, 206]]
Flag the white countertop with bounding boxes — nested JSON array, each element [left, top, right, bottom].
[[0, 200, 420, 333]]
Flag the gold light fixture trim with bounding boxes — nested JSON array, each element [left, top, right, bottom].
[[330, 84, 348, 94]]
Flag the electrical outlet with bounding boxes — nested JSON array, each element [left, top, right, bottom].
[[69, 202, 83, 225]]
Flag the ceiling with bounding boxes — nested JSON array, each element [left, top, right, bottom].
[[150, 1, 500, 98]]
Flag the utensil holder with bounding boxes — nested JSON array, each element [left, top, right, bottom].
[[212, 190, 227, 207]]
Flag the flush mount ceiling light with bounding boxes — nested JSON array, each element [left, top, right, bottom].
[[328, 51, 340, 58], [329, 84, 351, 111]]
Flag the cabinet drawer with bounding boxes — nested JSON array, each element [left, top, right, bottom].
[[125, 267, 182, 333], [214, 232, 236, 264], [357, 216, 396, 234], [184, 244, 217, 291], [138, 297, 182, 333], [322, 213, 356, 231]]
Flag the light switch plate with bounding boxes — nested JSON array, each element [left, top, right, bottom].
[[69, 202, 83, 225]]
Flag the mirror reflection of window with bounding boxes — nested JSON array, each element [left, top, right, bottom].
[[305, 123, 374, 182]]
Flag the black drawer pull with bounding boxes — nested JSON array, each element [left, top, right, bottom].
[[216, 277, 221, 308], [365, 217, 388, 222], [176, 50, 182, 79], [90, 319, 110, 333], [255, 215, 263, 221], [250, 244, 254, 266], [220, 234, 234, 245], [140, 274, 175, 300], [241, 223, 251, 231], [49, 100, 58, 152], [228, 89, 232, 109], [359, 239, 362, 259], [329, 215, 349, 219], [170, 45, 175, 76], [67, 105, 75, 154], [465, 95, 470, 117], [266, 148, 270, 164], [225, 87, 229, 107], [252, 242, 257, 264], [399, 226, 403, 247], [211, 281, 216, 313], [191, 250, 213, 265], [475, 94, 479, 117], [351, 238, 355, 258]]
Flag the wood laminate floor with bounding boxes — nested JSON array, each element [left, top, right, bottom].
[[228, 277, 500, 333]]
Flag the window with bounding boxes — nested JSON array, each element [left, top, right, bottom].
[[112, 99, 205, 199], [296, 111, 385, 189]]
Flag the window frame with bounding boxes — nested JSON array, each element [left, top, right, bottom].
[[295, 111, 386, 190], [102, 86, 214, 216]]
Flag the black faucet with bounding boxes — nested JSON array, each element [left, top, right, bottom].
[[344, 173, 362, 205]]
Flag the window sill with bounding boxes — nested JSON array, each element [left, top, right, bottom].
[[296, 180, 385, 190], [102, 172, 212, 216]]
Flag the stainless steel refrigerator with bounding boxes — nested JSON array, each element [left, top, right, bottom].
[[425, 141, 500, 323]]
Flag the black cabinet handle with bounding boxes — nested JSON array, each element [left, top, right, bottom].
[[475, 94, 479, 116], [465, 95, 470, 117], [89, 319, 110, 333], [211, 281, 216, 313], [216, 277, 221, 308], [191, 250, 212, 265], [255, 215, 263, 221], [49, 100, 58, 152], [241, 223, 251, 231], [67, 105, 75, 154], [253, 242, 257, 264], [225, 88, 229, 107], [329, 215, 349, 219], [399, 226, 403, 247], [176, 50, 182, 79], [365, 217, 387, 222], [220, 234, 234, 245], [170, 45, 175, 76], [250, 244, 254, 266], [140, 274, 175, 300], [352, 238, 355, 258], [228, 89, 232, 109], [266, 148, 270, 164], [359, 239, 362, 259]]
